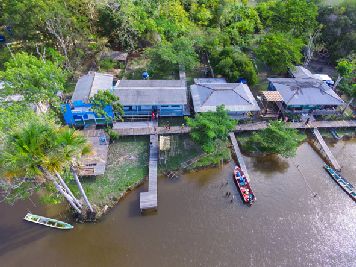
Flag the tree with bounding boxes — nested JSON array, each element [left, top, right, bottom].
[[89, 90, 124, 121], [334, 58, 355, 90], [245, 121, 304, 158], [213, 47, 258, 85], [146, 36, 199, 76], [263, 0, 318, 38], [220, 3, 262, 46], [318, 1, 356, 62], [0, 118, 93, 214], [255, 32, 304, 73], [1, 0, 100, 70], [186, 105, 236, 153], [0, 52, 67, 107]]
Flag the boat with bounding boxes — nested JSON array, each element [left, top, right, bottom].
[[324, 165, 356, 202], [24, 213, 74, 230], [233, 166, 255, 204]]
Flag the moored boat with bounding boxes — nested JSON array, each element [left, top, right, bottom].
[[233, 166, 255, 204], [324, 165, 356, 202], [24, 213, 74, 230]]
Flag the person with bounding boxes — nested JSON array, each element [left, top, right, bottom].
[[305, 117, 310, 125], [151, 111, 155, 120]]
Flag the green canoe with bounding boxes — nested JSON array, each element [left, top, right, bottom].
[[24, 213, 74, 230]]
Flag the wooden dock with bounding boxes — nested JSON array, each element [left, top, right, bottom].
[[311, 128, 341, 171], [229, 132, 250, 182], [236, 120, 356, 132], [113, 120, 356, 136], [78, 129, 110, 176], [140, 134, 158, 211]]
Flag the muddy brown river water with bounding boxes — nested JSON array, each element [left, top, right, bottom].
[[0, 140, 355, 267]]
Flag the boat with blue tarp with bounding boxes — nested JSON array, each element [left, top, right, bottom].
[[324, 165, 356, 202], [233, 166, 255, 205]]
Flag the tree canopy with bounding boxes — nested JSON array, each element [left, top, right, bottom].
[[0, 52, 67, 105], [255, 32, 304, 73], [89, 90, 124, 120], [245, 121, 305, 158], [146, 36, 199, 76], [185, 105, 236, 153], [213, 47, 257, 84]]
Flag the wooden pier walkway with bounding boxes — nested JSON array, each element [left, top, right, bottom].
[[229, 133, 250, 182], [236, 120, 356, 132], [113, 120, 356, 136], [140, 134, 159, 211], [312, 128, 341, 171]]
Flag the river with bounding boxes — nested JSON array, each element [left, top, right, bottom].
[[0, 140, 355, 267]]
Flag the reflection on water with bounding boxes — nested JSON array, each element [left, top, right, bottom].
[[249, 154, 289, 174], [0, 141, 355, 267]]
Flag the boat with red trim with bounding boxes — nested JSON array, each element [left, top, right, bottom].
[[233, 166, 255, 204]]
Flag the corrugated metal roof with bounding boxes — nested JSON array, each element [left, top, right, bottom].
[[114, 80, 187, 105], [268, 78, 344, 106], [71, 72, 114, 103], [194, 78, 227, 84], [191, 82, 260, 113]]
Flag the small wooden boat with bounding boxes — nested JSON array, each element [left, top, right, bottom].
[[233, 166, 255, 204], [24, 213, 74, 230], [324, 165, 356, 202]]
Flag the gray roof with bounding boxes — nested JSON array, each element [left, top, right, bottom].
[[194, 78, 227, 84], [291, 66, 333, 81], [268, 78, 344, 106], [114, 80, 187, 105], [72, 72, 114, 103], [191, 82, 260, 113], [290, 66, 315, 79]]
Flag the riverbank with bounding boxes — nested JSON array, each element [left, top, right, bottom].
[[81, 136, 149, 219], [80, 134, 232, 219]]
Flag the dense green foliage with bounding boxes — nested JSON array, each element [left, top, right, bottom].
[[89, 90, 124, 120], [318, 0, 356, 62], [0, 116, 90, 206], [146, 37, 199, 76], [255, 33, 304, 73], [1, 0, 352, 78], [186, 105, 236, 153], [213, 47, 257, 84], [0, 52, 67, 105], [335, 56, 356, 98], [258, 0, 318, 38], [244, 121, 305, 158]]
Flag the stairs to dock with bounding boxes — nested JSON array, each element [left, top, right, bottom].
[[311, 128, 341, 171]]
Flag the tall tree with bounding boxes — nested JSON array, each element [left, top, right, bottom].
[[186, 105, 236, 153], [255, 32, 304, 73], [0, 52, 67, 107], [146, 36, 199, 76], [245, 121, 304, 158], [89, 90, 124, 121], [0, 118, 92, 214], [318, 0, 356, 62], [263, 0, 319, 38], [213, 47, 257, 85]]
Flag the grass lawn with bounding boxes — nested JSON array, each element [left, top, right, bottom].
[[159, 134, 202, 172], [82, 136, 149, 207]]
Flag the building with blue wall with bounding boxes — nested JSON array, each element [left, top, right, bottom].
[[114, 80, 188, 117], [62, 101, 114, 127], [267, 77, 344, 114]]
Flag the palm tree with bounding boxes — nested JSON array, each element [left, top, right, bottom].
[[0, 119, 93, 214]]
